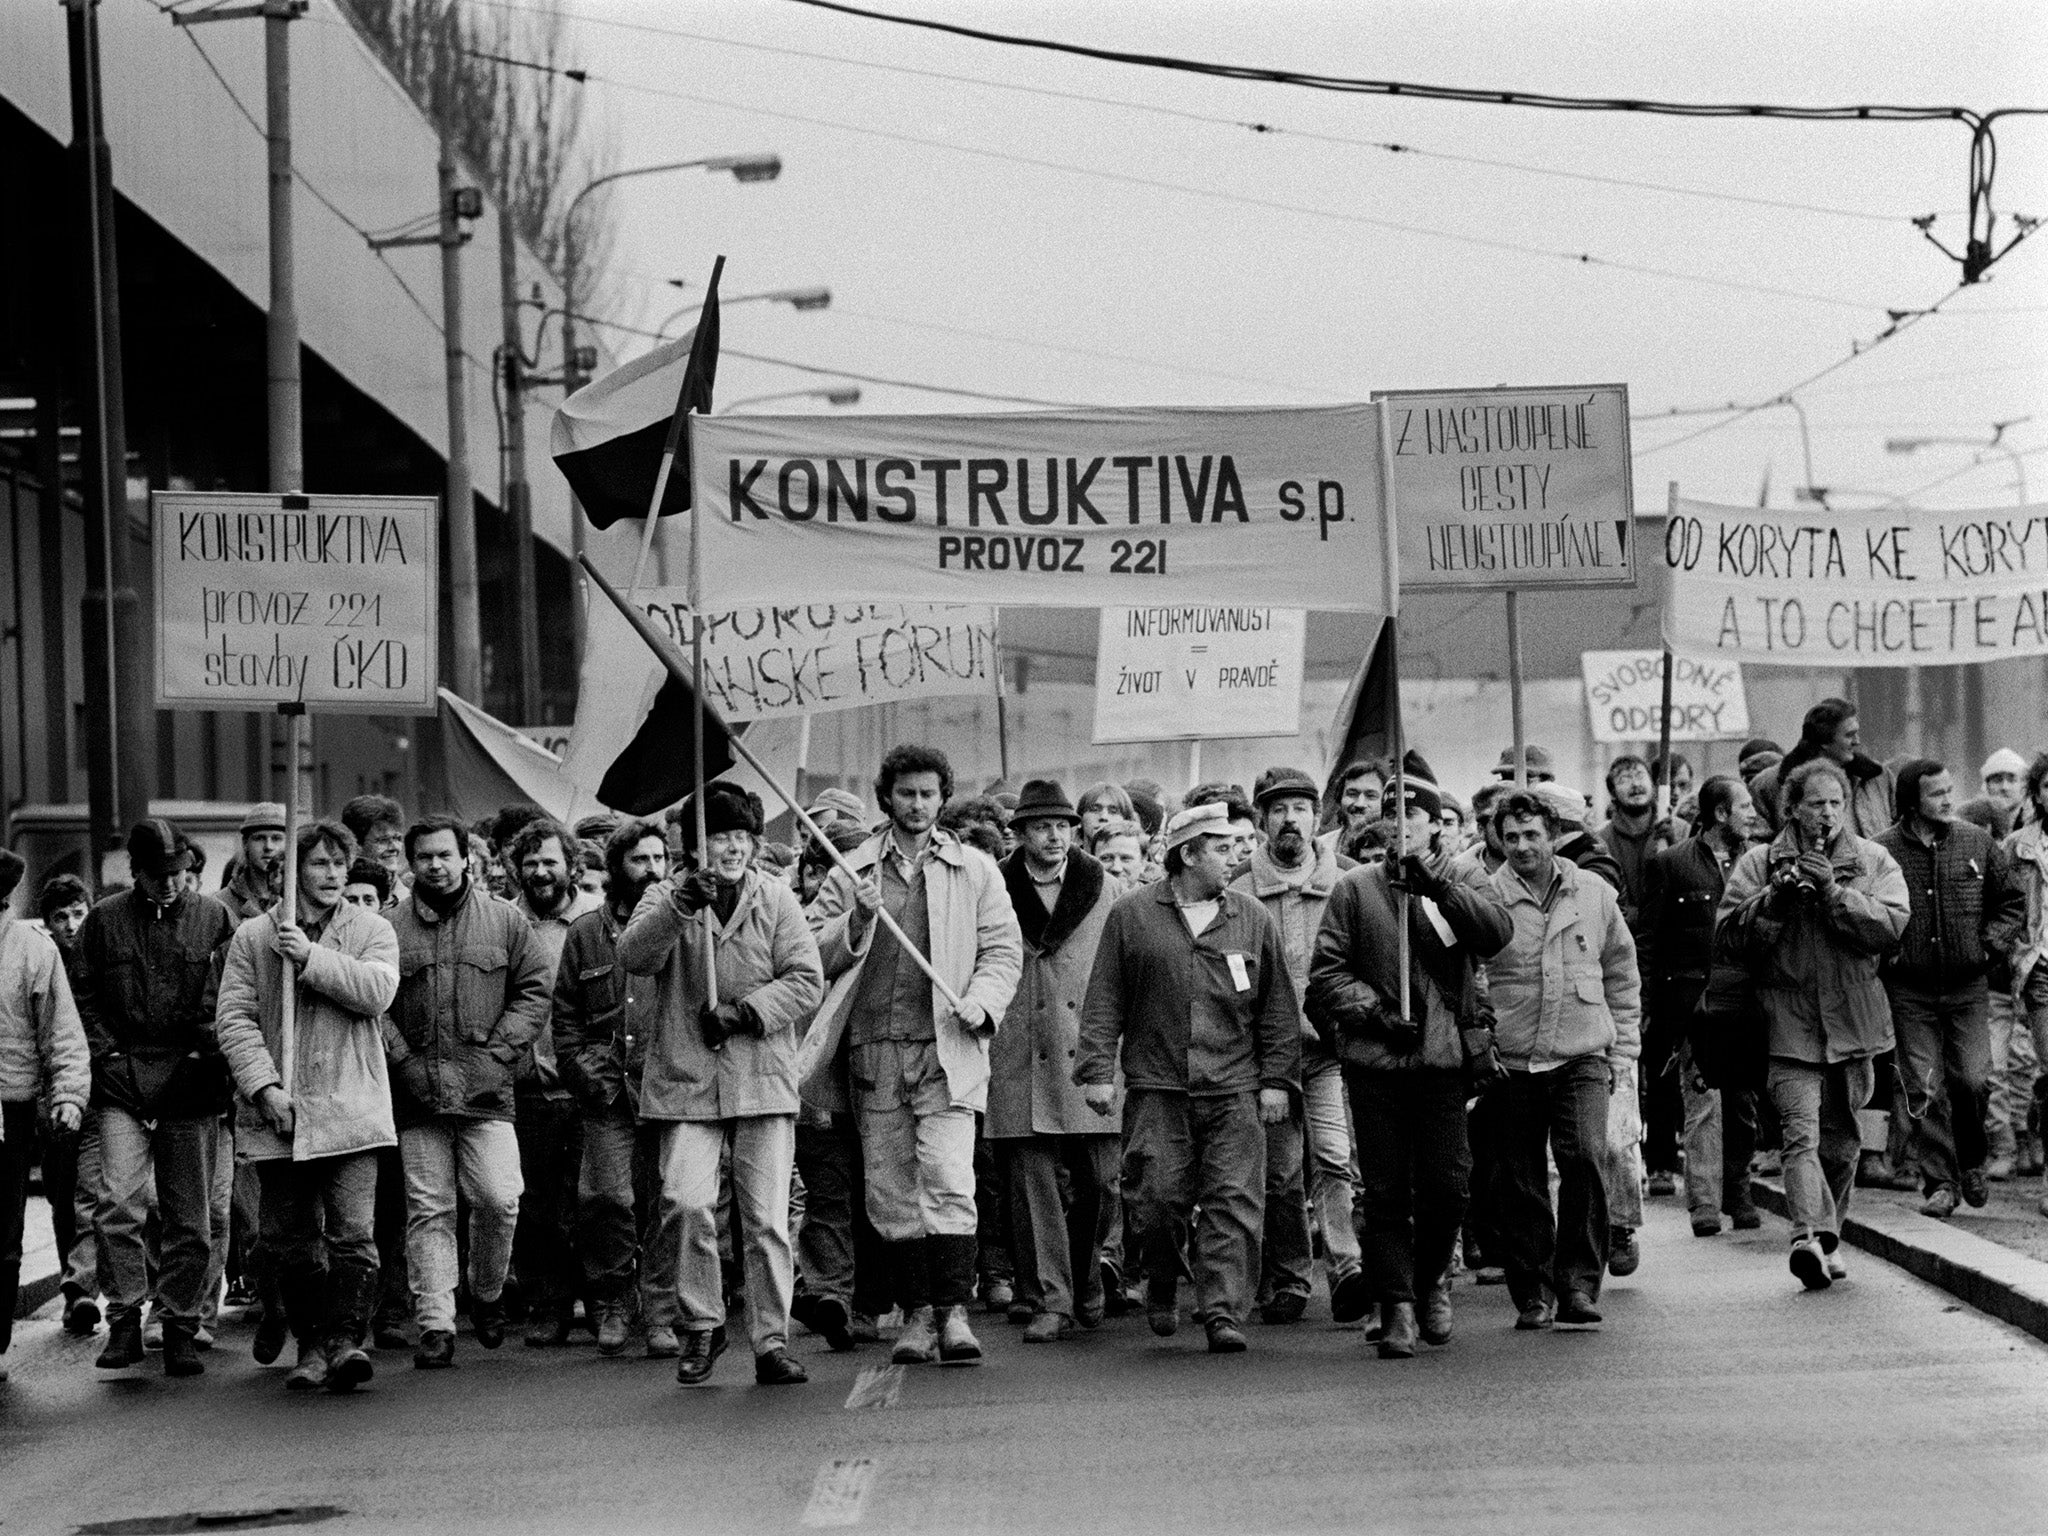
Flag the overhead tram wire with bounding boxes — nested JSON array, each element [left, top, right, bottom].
[[452, 49, 1888, 317], [783, 0, 2048, 286], [452, 0, 1920, 227]]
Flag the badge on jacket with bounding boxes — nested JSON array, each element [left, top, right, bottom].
[[1225, 952, 1251, 992]]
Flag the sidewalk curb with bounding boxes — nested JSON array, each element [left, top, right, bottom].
[[1750, 1175, 2048, 1344], [14, 1267, 64, 1319]]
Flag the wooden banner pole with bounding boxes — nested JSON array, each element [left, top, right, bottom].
[[277, 698, 305, 1097], [1375, 400, 1411, 1022]]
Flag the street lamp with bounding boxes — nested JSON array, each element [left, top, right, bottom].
[[1886, 418, 2031, 504], [558, 152, 782, 563], [719, 386, 861, 414], [652, 286, 832, 343]]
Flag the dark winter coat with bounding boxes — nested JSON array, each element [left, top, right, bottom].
[[1873, 818, 2023, 993], [553, 900, 661, 1116], [989, 849, 1123, 1137], [74, 887, 237, 1120]]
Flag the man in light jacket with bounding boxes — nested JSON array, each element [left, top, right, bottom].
[[806, 745, 1023, 1368], [215, 821, 400, 1392], [1721, 758, 1910, 1291], [621, 786, 825, 1387], [1485, 789, 1642, 1332], [988, 780, 1123, 1344], [0, 850, 90, 1381], [1076, 804, 1303, 1355], [381, 814, 552, 1369]]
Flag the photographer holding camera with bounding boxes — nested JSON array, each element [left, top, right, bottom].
[[1717, 759, 1909, 1293]]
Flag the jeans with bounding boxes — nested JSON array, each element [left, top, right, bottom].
[[853, 1040, 978, 1241], [199, 1116, 234, 1328], [512, 1092, 585, 1316], [580, 1099, 677, 1326], [1639, 1018, 1686, 1175], [1769, 1055, 1874, 1244], [1493, 1057, 1612, 1307], [1891, 983, 1991, 1192], [97, 1106, 217, 1330], [1985, 986, 2038, 1160], [61, 1109, 107, 1296], [256, 1151, 380, 1346], [1301, 1058, 1361, 1281], [1257, 1106, 1313, 1307], [400, 1118, 523, 1335], [658, 1115, 796, 1354], [1122, 1089, 1266, 1329], [1000, 1133, 1119, 1320], [1602, 1058, 1645, 1230], [1680, 1043, 1759, 1218], [0, 1101, 34, 1350], [1346, 1068, 1471, 1306], [795, 1114, 890, 1317]]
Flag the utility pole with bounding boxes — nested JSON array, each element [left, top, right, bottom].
[[439, 141, 483, 703], [499, 203, 542, 723], [65, 0, 153, 879]]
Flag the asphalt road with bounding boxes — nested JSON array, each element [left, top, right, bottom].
[[6, 1198, 2047, 1536]]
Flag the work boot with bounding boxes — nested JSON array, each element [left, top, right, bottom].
[[1646, 1170, 1678, 1198], [809, 1295, 854, 1352], [62, 1292, 102, 1337], [1377, 1301, 1418, 1359], [1330, 1269, 1371, 1325], [847, 1312, 882, 1345], [937, 1305, 983, 1364], [412, 1330, 456, 1369], [1729, 1203, 1763, 1231], [753, 1348, 809, 1385], [1419, 1274, 1454, 1346], [892, 1306, 939, 1365], [1607, 1226, 1640, 1276], [1514, 1296, 1555, 1331], [252, 1310, 290, 1365], [162, 1327, 205, 1378], [644, 1325, 681, 1359], [980, 1276, 1015, 1313], [96, 1313, 145, 1370], [1022, 1311, 1075, 1344], [285, 1340, 331, 1391], [1258, 1291, 1307, 1325], [1555, 1291, 1603, 1327], [596, 1305, 631, 1357], [471, 1292, 510, 1350], [524, 1303, 573, 1348], [1146, 1280, 1179, 1338], [1204, 1318, 1248, 1354], [1692, 1212, 1724, 1237], [1961, 1168, 1990, 1208], [1920, 1185, 1961, 1219], [675, 1325, 727, 1386], [326, 1338, 374, 1393]]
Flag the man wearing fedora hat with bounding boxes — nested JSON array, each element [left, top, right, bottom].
[[987, 780, 1125, 1344], [1234, 765, 1361, 1326], [73, 819, 238, 1375], [1077, 802, 1302, 1353]]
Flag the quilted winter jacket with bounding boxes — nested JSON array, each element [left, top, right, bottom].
[[1485, 860, 1643, 1071], [1873, 818, 2023, 992], [381, 882, 552, 1124], [215, 899, 401, 1162], [1717, 826, 1909, 1064], [74, 888, 236, 1120], [553, 901, 661, 1115], [0, 914, 90, 1116]]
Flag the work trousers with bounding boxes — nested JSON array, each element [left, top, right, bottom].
[[1257, 1105, 1313, 1308], [1464, 1087, 1508, 1269], [658, 1115, 795, 1354], [1679, 1043, 1758, 1218], [400, 1117, 523, 1335], [0, 1101, 35, 1350], [1122, 1089, 1266, 1330], [372, 1145, 410, 1331], [59, 1109, 106, 1296], [1985, 986, 2039, 1160], [579, 1098, 677, 1326], [1768, 1054, 1874, 1245], [1890, 983, 1991, 1193], [1639, 1018, 1685, 1175], [1000, 1132, 1119, 1320], [97, 1106, 217, 1330], [255, 1150, 379, 1346], [199, 1116, 234, 1329], [512, 1091, 585, 1316], [1346, 1067, 1471, 1306], [1492, 1057, 1612, 1309], [1302, 1058, 1362, 1281], [853, 1039, 978, 1241], [795, 1112, 890, 1318]]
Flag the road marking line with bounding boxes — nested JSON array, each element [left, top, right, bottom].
[[801, 1458, 878, 1528], [843, 1364, 905, 1410]]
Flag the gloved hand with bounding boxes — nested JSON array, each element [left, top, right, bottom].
[[699, 1001, 746, 1051], [1795, 849, 1836, 891], [1395, 851, 1449, 902], [1461, 1027, 1507, 1090], [1378, 1009, 1424, 1055], [671, 868, 719, 915]]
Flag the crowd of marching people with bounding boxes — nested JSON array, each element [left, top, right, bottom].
[[6, 694, 2048, 1389]]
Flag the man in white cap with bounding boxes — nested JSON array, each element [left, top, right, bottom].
[[1076, 802, 1302, 1354]]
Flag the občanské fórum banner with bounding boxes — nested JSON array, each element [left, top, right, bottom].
[[687, 405, 1390, 613], [1664, 495, 2048, 666]]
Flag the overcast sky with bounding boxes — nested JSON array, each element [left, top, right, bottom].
[[530, 0, 2047, 513]]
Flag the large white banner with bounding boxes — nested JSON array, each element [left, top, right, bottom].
[[1664, 496, 2048, 667], [688, 406, 1389, 612], [1377, 383, 1635, 592], [153, 491, 439, 714], [1092, 607, 1307, 744], [1580, 649, 1750, 743]]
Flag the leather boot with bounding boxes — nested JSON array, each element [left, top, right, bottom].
[[326, 1337, 374, 1392], [1377, 1301, 1418, 1359], [891, 1306, 938, 1365], [285, 1339, 331, 1391], [162, 1325, 206, 1378], [96, 1312, 145, 1370], [1419, 1274, 1454, 1346], [928, 1234, 984, 1363], [937, 1305, 983, 1364]]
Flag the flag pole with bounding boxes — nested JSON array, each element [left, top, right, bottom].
[[688, 419, 718, 1010], [1375, 399, 1410, 1023], [580, 552, 964, 1012], [1657, 481, 1679, 822], [277, 696, 305, 1100]]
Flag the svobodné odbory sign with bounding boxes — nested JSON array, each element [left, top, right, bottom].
[[687, 405, 1391, 613], [1375, 383, 1635, 591], [154, 491, 439, 714]]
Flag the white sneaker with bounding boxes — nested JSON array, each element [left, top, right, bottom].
[[1823, 1246, 1848, 1280], [1789, 1238, 1832, 1291], [142, 1317, 165, 1351]]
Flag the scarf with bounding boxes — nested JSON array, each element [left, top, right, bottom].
[[415, 876, 470, 919]]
